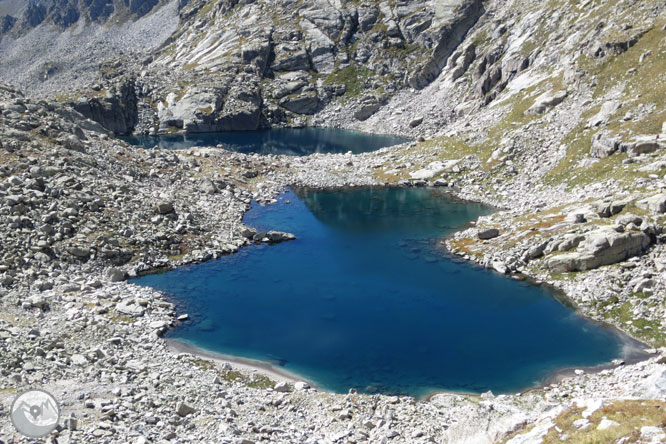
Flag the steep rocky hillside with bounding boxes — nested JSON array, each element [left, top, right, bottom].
[[0, 0, 174, 35], [0, 0, 181, 96], [62, 0, 488, 134]]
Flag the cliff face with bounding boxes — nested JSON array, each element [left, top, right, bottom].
[[99, 0, 486, 134]]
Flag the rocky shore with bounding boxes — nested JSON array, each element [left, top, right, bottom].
[[1, 76, 666, 443]]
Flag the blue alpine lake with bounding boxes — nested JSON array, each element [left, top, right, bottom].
[[122, 128, 409, 155], [133, 187, 629, 398]]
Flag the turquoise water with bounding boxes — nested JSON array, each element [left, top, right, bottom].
[[133, 187, 625, 397], [122, 128, 409, 155]]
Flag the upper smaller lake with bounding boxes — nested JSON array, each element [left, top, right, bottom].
[[122, 128, 410, 155]]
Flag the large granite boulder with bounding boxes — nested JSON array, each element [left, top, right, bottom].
[[279, 90, 320, 115], [547, 227, 652, 272], [637, 194, 666, 214], [158, 81, 262, 132], [525, 90, 568, 115]]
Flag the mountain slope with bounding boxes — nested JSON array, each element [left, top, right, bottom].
[[0, 0, 180, 96]]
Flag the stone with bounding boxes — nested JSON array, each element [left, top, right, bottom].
[[590, 132, 619, 158], [596, 418, 619, 430], [271, 48, 311, 72], [409, 117, 424, 128], [477, 228, 500, 240], [71, 354, 87, 365], [274, 381, 291, 392], [641, 426, 666, 443], [67, 246, 91, 258], [572, 419, 591, 430], [410, 161, 447, 180], [593, 199, 627, 218], [60, 134, 86, 153], [587, 100, 621, 128], [303, 24, 336, 73], [201, 179, 217, 194], [525, 90, 568, 115], [156, 201, 174, 214], [73, 80, 138, 135], [176, 402, 195, 417], [115, 300, 146, 317], [279, 91, 320, 115], [492, 261, 508, 274], [625, 135, 662, 157], [636, 194, 666, 214], [265, 231, 296, 243], [547, 229, 651, 272], [523, 242, 548, 261], [354, 102, 381, 121], [633, 278, 655, 293], [106, 268, 126, 282]]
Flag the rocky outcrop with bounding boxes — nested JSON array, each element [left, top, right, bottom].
[[547, 228, 652, 272], [408, 0, 485, 89], [526, 90, 568, 115], [354, 95, 387, 121], [591, 133, 665, 158], [279, 91, 320, 115], [72, 80, 138, 135], [0, 15, 17, 34], [591, 132, 620, 158], [637, 194, 666, 214], [156, 79, 263, 133]]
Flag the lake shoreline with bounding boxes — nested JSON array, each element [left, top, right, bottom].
[[167, 339, 318, 388]]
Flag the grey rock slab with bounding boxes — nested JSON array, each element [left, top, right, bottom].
[[525, 90, 568, 115], [477, 228, 500, 240], [547, 229, 652, 272], [155, 201, 174, 214], [637, 194, 666, 214], [176, 402, 196, 417], [279, 91, 320, 115], [115, 300, 146, 317]]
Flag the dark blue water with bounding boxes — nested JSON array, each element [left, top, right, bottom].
[[122, 128, 409, 155], [133, 187, 624, 397]]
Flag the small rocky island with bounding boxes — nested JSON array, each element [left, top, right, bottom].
[[1, 0, 666, 443]]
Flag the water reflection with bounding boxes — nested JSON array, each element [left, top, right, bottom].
[[122, 128, 410, 155]]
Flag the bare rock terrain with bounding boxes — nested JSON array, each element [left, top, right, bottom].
[[0, 0, 666, 443]]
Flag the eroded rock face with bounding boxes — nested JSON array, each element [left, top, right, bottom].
[[408, 0, 485, 89], [72, 80, 138, 135], [68, 0, 488, 134]]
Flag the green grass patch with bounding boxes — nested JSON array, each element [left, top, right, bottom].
[[542, 17, 665, 189], [504, 400, 666, 443], [603, 301, 666, 346], [323, 63, 375, 98]]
